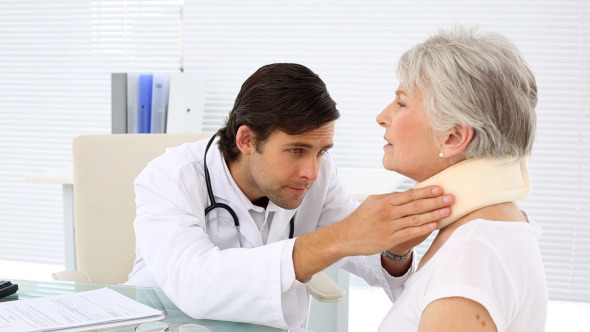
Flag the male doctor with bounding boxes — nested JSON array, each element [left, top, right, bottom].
[[126, 63, 453, 330]]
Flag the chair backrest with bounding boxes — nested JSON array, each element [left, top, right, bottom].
[[73, 133, 212, 284]]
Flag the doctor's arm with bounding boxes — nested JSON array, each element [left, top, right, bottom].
[[292, 185, 453, 282]]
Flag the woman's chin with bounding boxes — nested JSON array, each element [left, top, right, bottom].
[[382, 157, 401, 173]]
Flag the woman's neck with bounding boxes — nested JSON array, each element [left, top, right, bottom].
[[413, 157, 531, 229]]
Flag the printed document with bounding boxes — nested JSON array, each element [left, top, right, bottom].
[[0, 287, 164, 332]]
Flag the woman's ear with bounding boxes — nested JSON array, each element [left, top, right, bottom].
[[440, 125, 474, 158], [235, 125, 256, 155]]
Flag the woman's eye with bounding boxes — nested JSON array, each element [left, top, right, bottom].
[[290, 148, 303, 154]]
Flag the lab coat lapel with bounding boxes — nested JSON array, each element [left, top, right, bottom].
[[235, 214, 263, 247], [208, 145, 263, 248], [267, 207, 297, 243]]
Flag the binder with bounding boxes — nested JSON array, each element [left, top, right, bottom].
[[150, 73, 171, 133], [111, 73, 127, 134], [166, 72, 206, 133], [137, 74, 154, 133], [126, 73, 140, 133]]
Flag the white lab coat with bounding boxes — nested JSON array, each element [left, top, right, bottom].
[[127, 137, 411, 330]]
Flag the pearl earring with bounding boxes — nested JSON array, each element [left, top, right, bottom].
[[438, 152, 444, 158]]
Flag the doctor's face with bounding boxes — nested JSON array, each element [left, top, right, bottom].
[[245, 122, 335, 210]]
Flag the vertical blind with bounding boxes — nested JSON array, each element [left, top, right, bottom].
[[0, 0, 588, 303], [181, 1, 590, 302], [0, 0, 180, 264]]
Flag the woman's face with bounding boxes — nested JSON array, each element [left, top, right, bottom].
[[376, 85, 446, 182]]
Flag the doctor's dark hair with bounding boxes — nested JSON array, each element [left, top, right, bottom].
[[216, 63, 340, 162]]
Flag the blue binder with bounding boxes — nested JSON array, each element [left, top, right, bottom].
[[137, 74, 153, 133], [150, 73, 171, 133]]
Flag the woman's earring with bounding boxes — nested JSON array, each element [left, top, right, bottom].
[[438, 152, 444, 158]]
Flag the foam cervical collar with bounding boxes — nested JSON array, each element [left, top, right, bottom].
[[413, 157, 531, 229]]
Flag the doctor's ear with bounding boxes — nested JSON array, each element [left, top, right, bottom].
[[235, 125, 257, 155], [440, 125, 473, 158]]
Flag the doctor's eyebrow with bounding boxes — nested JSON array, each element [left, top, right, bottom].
[[285, 142, 334, 151]]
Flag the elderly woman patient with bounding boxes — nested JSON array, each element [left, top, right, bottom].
[[376, 25, 548, 331]]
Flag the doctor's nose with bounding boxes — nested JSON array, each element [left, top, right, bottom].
[[299, 157, 320, 181]]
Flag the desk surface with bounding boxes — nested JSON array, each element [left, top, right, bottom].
[[25, 165, 73, 185], [1, 279, 284, 332]]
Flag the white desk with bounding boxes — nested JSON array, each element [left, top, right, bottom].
[[26, 166, 76, 271], [25, 166, 73, 186], [1, 279, 285, 331]]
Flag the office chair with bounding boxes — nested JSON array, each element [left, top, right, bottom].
[[52, 133, 344, 303], [52, 133, 212, 284]]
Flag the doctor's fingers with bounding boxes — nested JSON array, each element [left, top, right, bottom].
[[384, 206, 451, 241], [378, 187, 454, 220], [386, 218, 438, 248], [368, 185, 443, 203]]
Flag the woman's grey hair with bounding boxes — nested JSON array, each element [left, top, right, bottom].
[[397, 25, 537, 158]]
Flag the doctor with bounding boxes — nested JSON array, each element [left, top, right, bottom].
[[126, 63, 454, 330]]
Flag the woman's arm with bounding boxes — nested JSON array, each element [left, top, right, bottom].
[[418, 297, 498, 332]]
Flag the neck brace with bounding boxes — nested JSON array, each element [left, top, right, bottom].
[[413, 157, 531, 229]]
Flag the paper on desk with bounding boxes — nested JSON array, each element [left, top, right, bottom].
[[0, 287, 164, 332]]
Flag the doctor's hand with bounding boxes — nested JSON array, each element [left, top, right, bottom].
[[339, 185, 453, 256], [293, 185, 454, 282]]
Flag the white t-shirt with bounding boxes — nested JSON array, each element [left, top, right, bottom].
[[379, 218, 548, 332]]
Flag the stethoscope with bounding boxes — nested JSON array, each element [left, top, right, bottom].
[[203, 135, 295, 247]]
